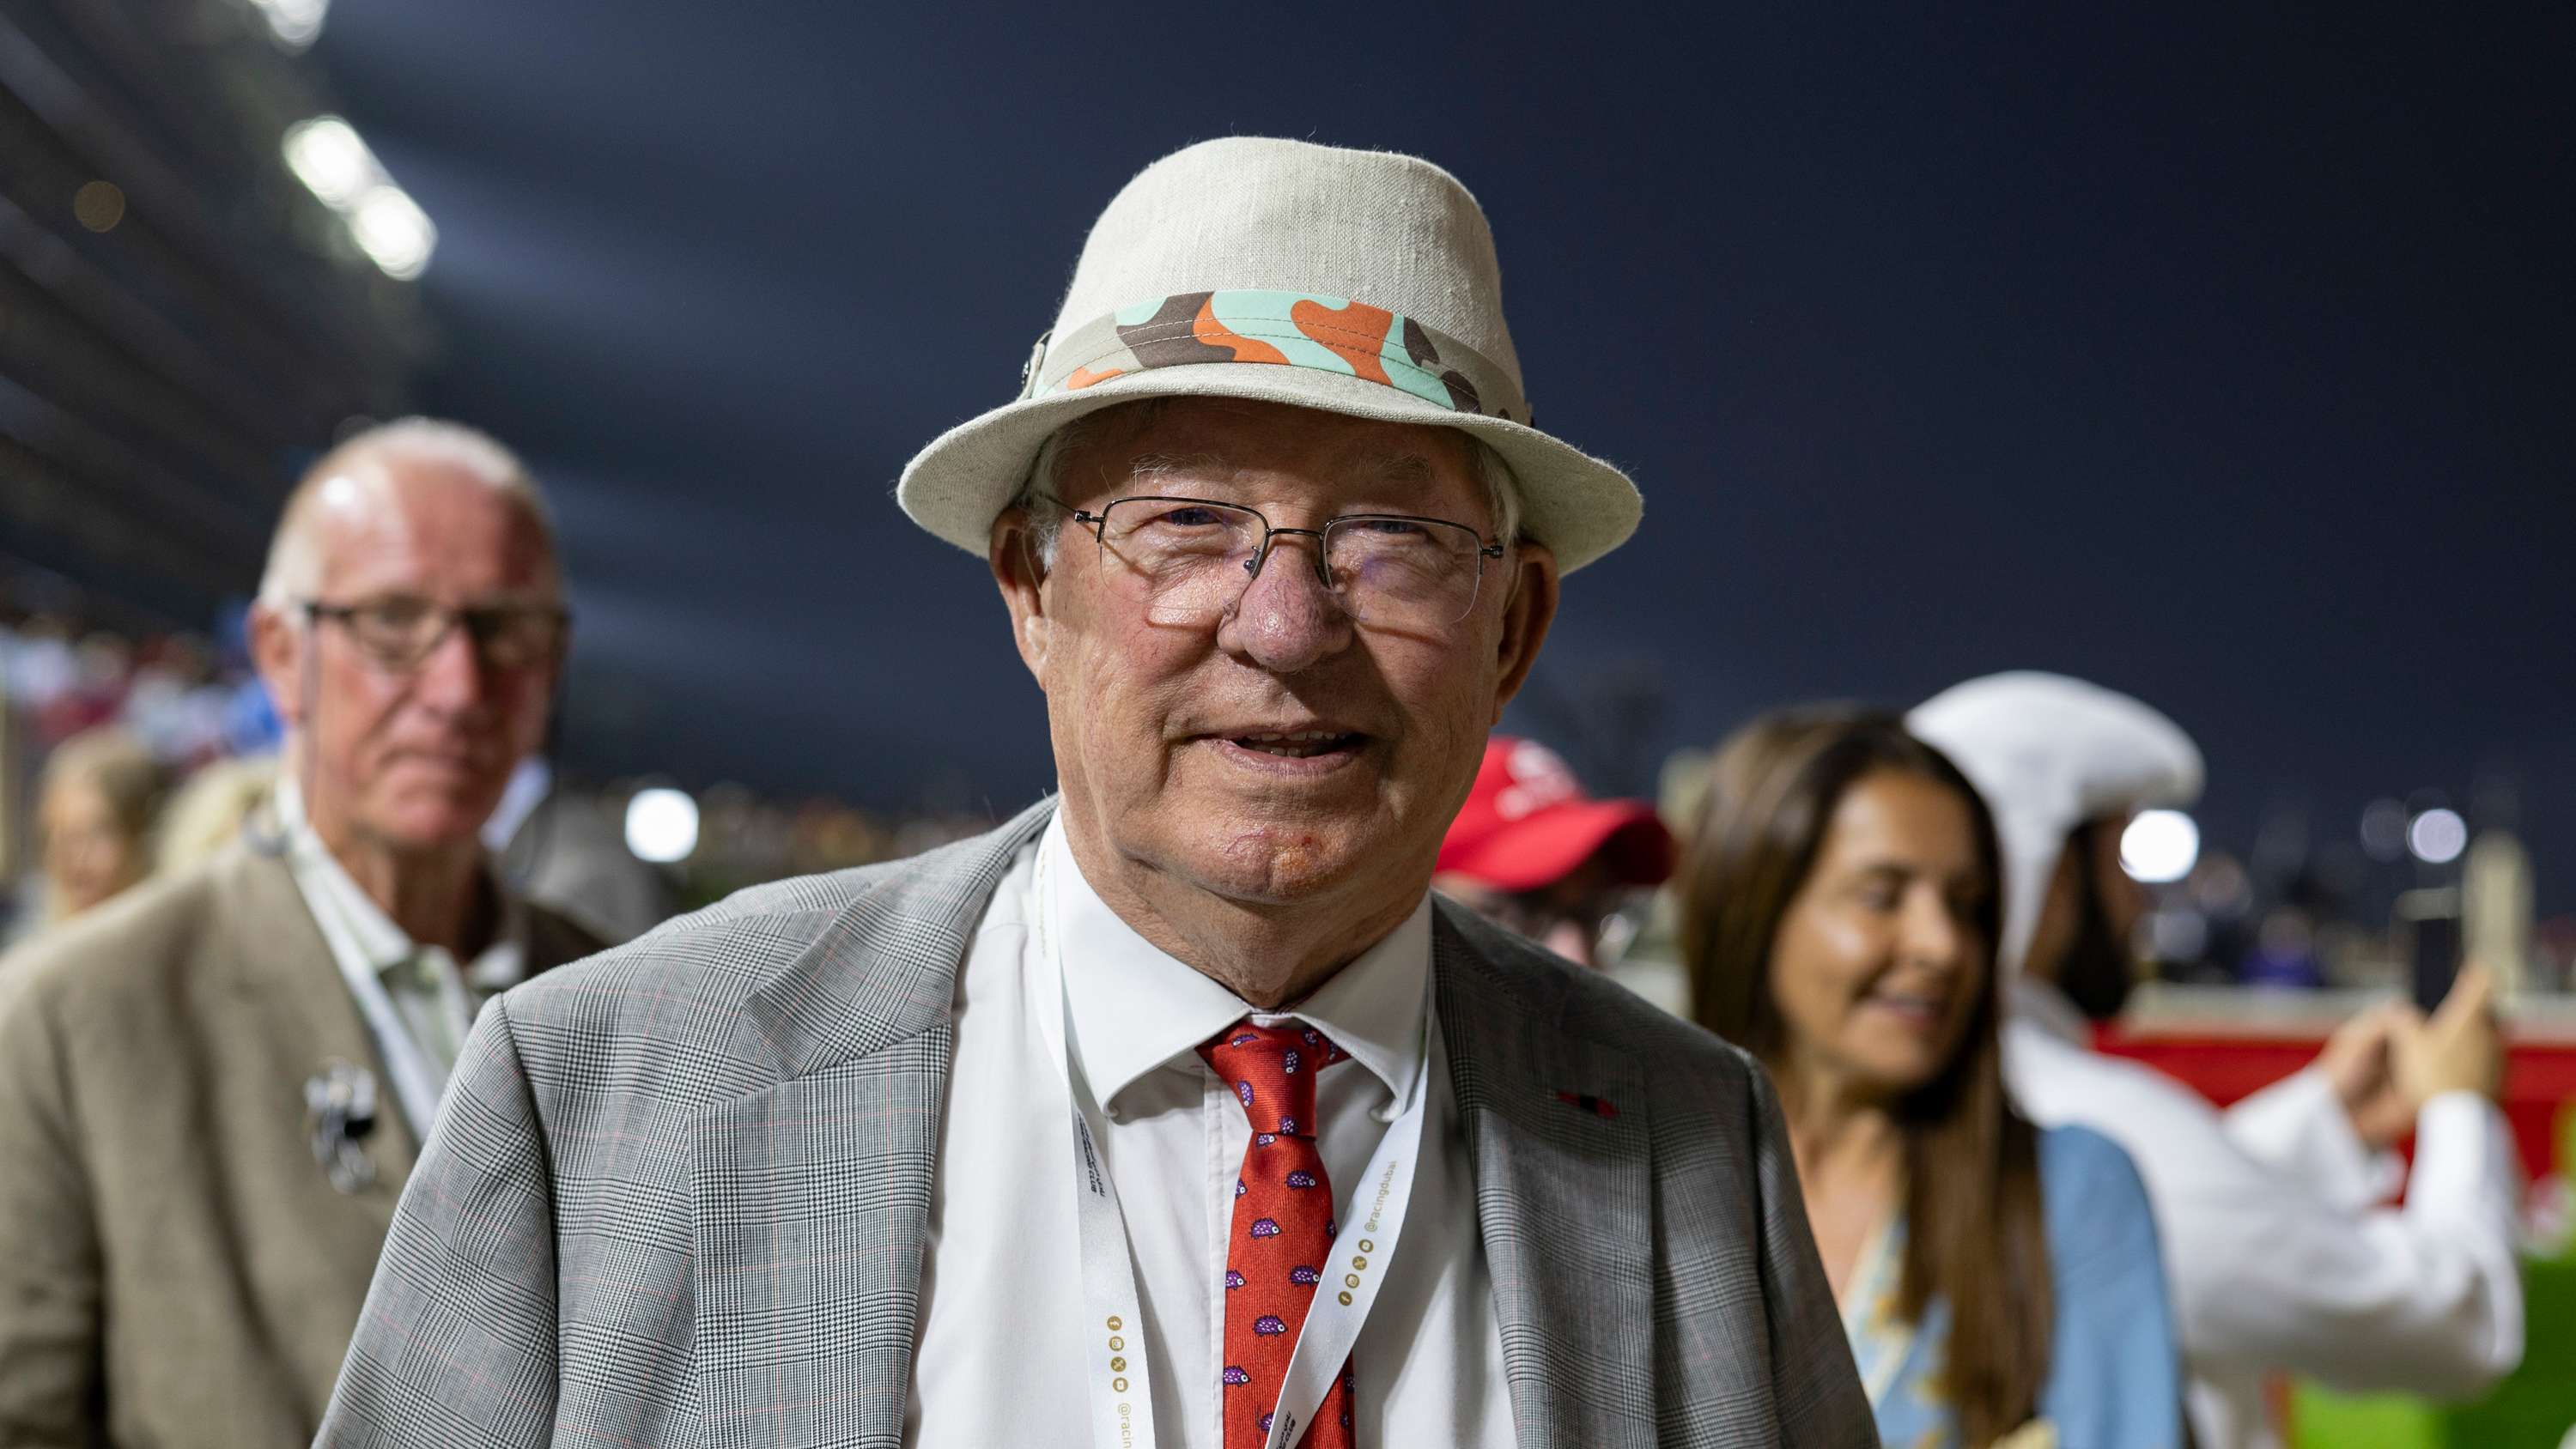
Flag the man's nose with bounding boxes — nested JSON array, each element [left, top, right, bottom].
[[407, 623, 494, 714], [1218, 531, 1353, 673]]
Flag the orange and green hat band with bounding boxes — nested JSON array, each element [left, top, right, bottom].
[[1031, 289, 1528, 425]]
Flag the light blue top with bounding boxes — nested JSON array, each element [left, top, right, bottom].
[[1844, 1125, 2182, 1448]]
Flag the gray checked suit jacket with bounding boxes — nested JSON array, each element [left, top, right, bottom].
[[317, 802, 1870, 1447]]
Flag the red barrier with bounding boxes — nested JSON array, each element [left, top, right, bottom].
[[2097, 1029, 2576, 1179]]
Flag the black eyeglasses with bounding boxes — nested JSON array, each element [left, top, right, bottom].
[[302, 596, 568, 672], [1053, 494, 1507, 632]]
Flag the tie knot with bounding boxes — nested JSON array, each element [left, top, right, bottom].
[[1198, 1019, 1344, 1138]]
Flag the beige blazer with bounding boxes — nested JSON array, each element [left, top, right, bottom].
[[0, 840, 603, 1449]]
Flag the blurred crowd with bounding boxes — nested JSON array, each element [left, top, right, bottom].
[[0, 603, 279, 940]]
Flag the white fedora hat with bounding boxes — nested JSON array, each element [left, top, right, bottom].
[[897, 136, 1643, 573]]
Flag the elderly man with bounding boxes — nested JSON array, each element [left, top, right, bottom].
[[0, 420, 604, 1446], [1913, 670, 2521, 1449], [319, 140, 1868, 1448]]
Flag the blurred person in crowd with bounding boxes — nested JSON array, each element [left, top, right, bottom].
[[2240, 906, 2328, 991], [213, 597, 289, 755], [1913, 670, 2520, 1449], [323, 138, 1869, 1446], [33, 632, 133, 744], [483, 756, 672, 943], [153, 752, 281, 877], [0, 419, 606, 1446], [1686, 707, 2181, 1447], [118, 632, 234, 767], [24, 726, 167, 935], [1433, 734, 1674, 967], [3, 614, 77, 723]]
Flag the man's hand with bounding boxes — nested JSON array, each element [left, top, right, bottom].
[[2395, 965, 2506, 1107], [2318, 998, 2424, 1150]]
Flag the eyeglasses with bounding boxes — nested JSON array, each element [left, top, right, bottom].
[[1054, 494, 1507, 632], [302, 596, 567, 673]]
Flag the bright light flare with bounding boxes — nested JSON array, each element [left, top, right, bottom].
[[283, 117, 374, 208], [248, 0, 331, 49], [2406, 808, 2468, 865], [350, 186, 435, 280], [282, 115, 436, 281], [2120, 809, 2201, 884], [624, 788, 701, 864]]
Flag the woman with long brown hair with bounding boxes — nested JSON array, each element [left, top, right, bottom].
[[1682, 706, 2180, 1447]]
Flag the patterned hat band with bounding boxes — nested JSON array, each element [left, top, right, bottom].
[[1026, 289, 1530, 426]]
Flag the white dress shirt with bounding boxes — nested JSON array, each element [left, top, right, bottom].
[[2003, 978, 2523, 1449], [906, 816, 1514, 1447]]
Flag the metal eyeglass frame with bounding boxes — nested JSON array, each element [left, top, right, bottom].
[[1048, 493, 1508, 622]]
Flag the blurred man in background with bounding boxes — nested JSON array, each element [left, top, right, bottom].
[[1913, 670, 2521, 1449], [1434, 734, 1674, 968], [0, 419, 605, 1447]]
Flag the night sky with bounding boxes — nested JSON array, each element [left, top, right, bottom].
[[313, 3, 2575, 912]]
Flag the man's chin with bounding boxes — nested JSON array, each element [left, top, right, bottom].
[[361, 793, 501, 856], [1159, 821, 1400, 907]]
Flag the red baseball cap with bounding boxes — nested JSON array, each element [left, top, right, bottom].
[[1437, 737, 1676, 894]]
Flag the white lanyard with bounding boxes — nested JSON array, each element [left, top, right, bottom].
[[1034, 838, 1437, 1449]]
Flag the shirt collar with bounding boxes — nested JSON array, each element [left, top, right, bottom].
[[1042, 814, 1431, 1118], [275, 777, 530, 990]]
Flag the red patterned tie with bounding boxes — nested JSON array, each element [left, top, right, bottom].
[[1200, 1020, 1357, 1449]]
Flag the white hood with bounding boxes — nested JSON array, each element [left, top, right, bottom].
[[1909, 671, 2204, 975]]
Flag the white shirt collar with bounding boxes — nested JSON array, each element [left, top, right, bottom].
[[275, 778, 528, 990], [1042, 814, 1431, 1119]]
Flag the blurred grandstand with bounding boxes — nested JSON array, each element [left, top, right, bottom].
[[2, 0, 404, 880]]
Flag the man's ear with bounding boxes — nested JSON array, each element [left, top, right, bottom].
[[990, 506, 1054, 686], [246, 602, 307, 731], [1487, 541, 1559, 723]]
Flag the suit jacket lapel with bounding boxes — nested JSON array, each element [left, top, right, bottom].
[[213, 844, 424, 1176], [1434, 904, 1656, 1449], [211, 833, 604, 1183], [690, 1028, 955, 1449], [700, 801, 1054, 1448]]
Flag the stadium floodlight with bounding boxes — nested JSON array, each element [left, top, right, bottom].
[[246, 0, 331, 50], [350, 187, 436, 281], [283, 117, 374, 209], [625, 788, 701, 864], [2119, 809, 2200, 884], [282, 115, 437, 282]]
